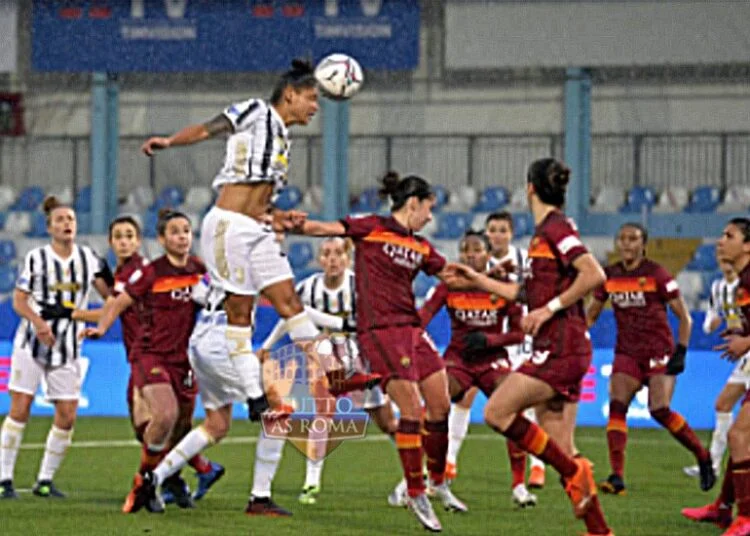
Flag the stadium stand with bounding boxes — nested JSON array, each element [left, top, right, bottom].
[[620, 186, 656, 213], [473, 186, 509, 213], [652, 186, 690, 213], [685, 185, 721, 213], [591, 186, 625, 212]]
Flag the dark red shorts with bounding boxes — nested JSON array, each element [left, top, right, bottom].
[[445, 350, 511, 398], [358, 326, 444, 390], [517, 351, 591, 403], [612, 353, 669, 385], [131, 355, 198, 405]]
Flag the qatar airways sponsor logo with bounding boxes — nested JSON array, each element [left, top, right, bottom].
[[382, 242, 422, 270], [455, 308, 498, 327], [611, 291, 646, 308]]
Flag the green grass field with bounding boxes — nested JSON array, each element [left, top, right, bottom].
[[0, 417, 721, 535]]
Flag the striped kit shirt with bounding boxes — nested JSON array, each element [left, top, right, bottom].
[[489, 244, 532, 360], [295, 268, 357, 328], [212, 98, 291, 197], [706, 276, 742, 332], [14, 244, 109, 366]]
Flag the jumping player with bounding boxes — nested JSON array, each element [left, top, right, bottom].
[[0, 196, 112, 499], [445, 158, 613, 536], [587, 223, 713, 495]]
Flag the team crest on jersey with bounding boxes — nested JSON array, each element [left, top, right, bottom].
[[400, 356, 411, 368], [638, 277, 647, 287], [150, 367, 162, 376]]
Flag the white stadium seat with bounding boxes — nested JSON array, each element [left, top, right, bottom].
[[0, 186, 16, 212], [653, 187, 689, 213], [508, 186, 527, 212], [183, 186, 213, 212], [591, 187, 625, 213], [4, 212, 32, 235], [718, 185, 750, 213]]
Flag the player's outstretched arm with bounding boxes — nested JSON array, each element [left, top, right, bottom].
[[294, 219, 347, 237], [81, 292, 134, 339], [441, 263, 520, 301], [141, 114, 232, 156], [668, 295, 693, 349]]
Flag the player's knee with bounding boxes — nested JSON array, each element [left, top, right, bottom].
[[728, 425, 748, 452], [715, 396, 734, 413], [648, 406, 670, 423], [484, 406, 510, 432]]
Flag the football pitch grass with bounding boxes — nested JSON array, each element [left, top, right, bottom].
[[0, 417, 721, 535]]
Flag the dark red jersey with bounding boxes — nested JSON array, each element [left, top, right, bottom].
[[114, 253, 148, 360], [737, 262, 750, 337], [593, 259, 680, 359], [419, 282, 524, 362], [341, 214, 446, 331], [526, 210, 591, 357], [124, 255, 205, 363]]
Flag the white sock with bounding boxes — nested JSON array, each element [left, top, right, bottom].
[[304, 417, 330, 489], [710, 412, 733, 466], [0, 417, 26, 482], [37, 426, 73, 482], [154, 426, 214, 485], [226, 325, 263, 399], [447, 405, 470, 465], [286, 312, 320, 342], [251, 433, 286, 499], [523, 407, 545, 469]]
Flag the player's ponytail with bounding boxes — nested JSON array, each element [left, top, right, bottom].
[[43, 195, 72, 225], [156, 208, 190, 237], [527, 158, 571, 208], [378, 171, 434, 211], [270, 58, 317, 104]]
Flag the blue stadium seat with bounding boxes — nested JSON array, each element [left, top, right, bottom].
[[11, 186, 45, 211], [434, 212, 471, 239], [685, 186, 720, 213], [294, 267, 320, 282], [686, 243, 718, 271], [74, 186, 92, 212], [288, 241, 314, 270], [274, 185, 303, 210], [699, 270, 722, 301], [473, 186, 509, 213], [0, 264, 16, 293], [620, 186, 656, 213], [105, 248, 118, 269], [511, 213, 534, 237], [351, 188, 382, 212], [0, 240, 16, 265], [76, 212, 91, 235], [27, 212, 48, 238], [0, 211, 6, 230], [432, 185, 449, 211], [153, 186, 185, 210], [142, 209, 159, 239], [413, 272, 438, 299]]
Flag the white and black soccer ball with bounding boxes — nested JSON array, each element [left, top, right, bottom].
[[314, 53, 364, 100]]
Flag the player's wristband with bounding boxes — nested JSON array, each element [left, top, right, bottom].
[[546, 297, 563, 314]]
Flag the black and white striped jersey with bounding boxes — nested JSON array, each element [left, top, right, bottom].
[[295, 269, 356, 328], [488, 245, 532, 360], [212, 99, 291, 197], [705, 276, 741, 333], [13, 244, 109, 366]]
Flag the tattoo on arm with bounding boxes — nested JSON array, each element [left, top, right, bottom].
[[203, 114, 233, 137]]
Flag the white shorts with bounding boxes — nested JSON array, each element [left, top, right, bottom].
[[8, 346, 81, 401], [200, 206, 293, 296], [334, 335, 386, 410], [189, 314, 247, 411], [727, 354, 750, 389], [361, 386, 386, 410]]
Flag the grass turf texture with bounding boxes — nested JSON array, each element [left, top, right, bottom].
[[0, 418, 718, 535]]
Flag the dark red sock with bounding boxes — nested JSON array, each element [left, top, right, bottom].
[[396, 419, 425, 498], [582, 495, 611, 535], [733, 459, 750, 516], [423, 419, 449, 485], [606, 400, 628, 478], [502, 415, 578, 479], [139, 445, 165, 472], [507, 440, 527, 488], [717, 458, 735, 507], [651, 407, 709, 462], [188, 454, 212, 474]]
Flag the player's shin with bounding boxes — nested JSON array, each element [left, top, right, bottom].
[[396, 420, 426, 497], [606, 400, 629, 478], [499, 415, 579, 479], [0, 417, 26, 482], [226, 325, 264, 400], [37, 425, 73, 482], [424, 419, 449, 485], [153, 426, 216, 485], [447, 405, 470, 470], [251, 434, 286, 499], [712, 412, 734, 467]]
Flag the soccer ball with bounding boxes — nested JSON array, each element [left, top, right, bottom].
[[314, 54, 364, 100]]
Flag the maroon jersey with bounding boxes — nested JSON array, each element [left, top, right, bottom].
[[124, 255, 205, 363], [419, 282, 524, 361], [737, 263, 750, 336], [341, 214, 446, 331], [593, 259, 679, 359], [114, 253, 148, 360], [526, 210, 591, 357]]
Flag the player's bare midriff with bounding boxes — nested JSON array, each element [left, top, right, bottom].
[[215, 182, 274, 221]]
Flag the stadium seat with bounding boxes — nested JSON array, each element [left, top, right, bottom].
[[0, 212, 6, 230], [183, 186, 213, 212], [126, 186, 155, 209], [473, 186, 509, 213], [0, 186, 15, 211], [719, 185, 750, 213], [74, 186, 92, 212], [294, 267, 320, 282], [0, 264, 16, 294], [153, 186, 185, 210], [76, 212, 91, 235], [591, 187, 625, 212], [686, 243, 718, 271], [288, 241, 314, 270], [471, 212, 491, 232], [432, 185, 449, 211], [300, 185, 323, 213], [685, 186, 720, 213], [105, 248, 118, 269], [351, 187, 383, 213], [26, 212, 48, 238], [446, 187, 477, 211], [512, 213, 534, 237], [676, 271, 703, 309], [413, 272, 438, 299], [11, 186, 45, 212], [57, 186, 74, 206], [142, 209, 159, 239], [274, 185, 303, 210], [653, 187, 690, 213], [434, 212, 471, 240], [620, 186, 656, 213], [4, 212, 32, 235], [508, 186, 527, 212], [0, 239, 16, 265]]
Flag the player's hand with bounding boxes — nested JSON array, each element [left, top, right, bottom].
[[141, 136, 171, 156], [666, 344, 687, 375], [33, 321, 56, 347], [39, 302, 73, 321], [341, 318, 357, 333], [257, 348, 271, 363], [716, 334, 750, 361], [463, 332, 488, 354], [442, 263, 478, 289], [522, 306, 553, 336], [80, 326, 105, 340]]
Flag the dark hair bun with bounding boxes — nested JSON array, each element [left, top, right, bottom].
[[378, 171, 401, 199], [290, 58, 314, 75], [549, 164, 571, 188], [157, 207, 174, 220], [43, 195, 62, 215]]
